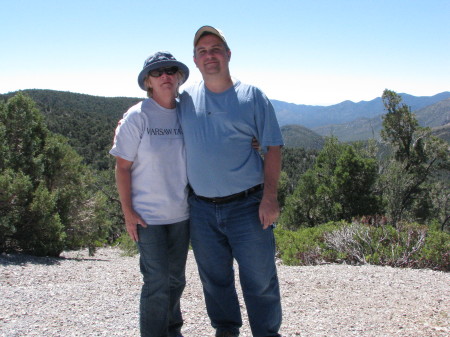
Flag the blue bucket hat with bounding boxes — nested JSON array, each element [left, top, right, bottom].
[[137, 51, 189, 91]]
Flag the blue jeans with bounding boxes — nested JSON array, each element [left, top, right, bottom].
[[137, 220, 190, 337], [189, 191, 282, 337]]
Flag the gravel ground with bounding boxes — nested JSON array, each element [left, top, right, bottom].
[[1, 247, 449, 337]]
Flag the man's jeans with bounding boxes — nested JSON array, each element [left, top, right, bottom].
[[189, 191, 282, 337], [137, 220, 190, 337]]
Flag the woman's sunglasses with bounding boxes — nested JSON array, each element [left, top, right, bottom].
[[149, 66, 179, 77]]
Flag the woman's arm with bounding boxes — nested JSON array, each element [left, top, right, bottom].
[[115, 156, 147, 241]]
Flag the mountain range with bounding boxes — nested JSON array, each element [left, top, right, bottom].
[[312, 97, 450, 143], [273, 92, 450, 146], [272, 92, 450, 128], [1, 89, 449, 152]]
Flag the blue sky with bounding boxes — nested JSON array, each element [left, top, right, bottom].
[[1, 0, 449, 106]]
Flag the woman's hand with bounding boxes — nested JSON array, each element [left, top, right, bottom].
[[123, 209, 147, 242], [252, 137, 260, 150]]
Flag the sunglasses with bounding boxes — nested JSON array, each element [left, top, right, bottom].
[[148, 66, 179, 77]]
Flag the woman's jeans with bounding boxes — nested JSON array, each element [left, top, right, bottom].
[[137, 220, 190, 337], [189, 191, 282, 337]]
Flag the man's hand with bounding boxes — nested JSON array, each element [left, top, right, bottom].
[[260, 145, 282, 229], [259, 194, 280, 229]]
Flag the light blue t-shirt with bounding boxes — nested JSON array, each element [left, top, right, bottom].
[[178, 80, 284, 198]]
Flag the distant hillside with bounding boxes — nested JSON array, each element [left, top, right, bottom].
[[281, 124, 324, 150], [313, 97, 450, 143], [1, 89, 142, 169], [432, 123, 450, 143], [1, 90, 325, 165], [416, 98, 450, 127], [313, 116, 383, 143], [1, 89, 141, 118], [273, 92, 450, 128], [2, 89, 449, 163]]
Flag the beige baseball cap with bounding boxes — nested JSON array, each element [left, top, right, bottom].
[[194, 25, 228, 47]]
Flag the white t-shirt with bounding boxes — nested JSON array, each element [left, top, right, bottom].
[[110, 98, 189, 225]]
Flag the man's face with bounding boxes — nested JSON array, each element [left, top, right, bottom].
[[194, 34, 231, 76]]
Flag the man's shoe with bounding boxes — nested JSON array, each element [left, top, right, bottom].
[[216, 331, 239, 337]]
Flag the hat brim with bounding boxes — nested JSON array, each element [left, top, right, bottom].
[[137, 59, 190, 91]]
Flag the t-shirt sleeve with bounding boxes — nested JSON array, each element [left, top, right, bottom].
[[253, 88, 284, 153], [109, 109, 143, 162]]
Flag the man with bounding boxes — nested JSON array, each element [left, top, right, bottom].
[[178, 26, 283, 337]]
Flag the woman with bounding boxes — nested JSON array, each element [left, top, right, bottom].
[[110, 51, 190, 337]]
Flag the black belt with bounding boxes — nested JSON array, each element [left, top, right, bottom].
[[195, 184, 263, 204]]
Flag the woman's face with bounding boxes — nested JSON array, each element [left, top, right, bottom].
[[144, 67, 180, 98]]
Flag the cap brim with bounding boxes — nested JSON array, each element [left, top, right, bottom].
[[194, 25, 227, 46]]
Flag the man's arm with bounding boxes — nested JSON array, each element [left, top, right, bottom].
[[115, 157, 147, 241], [259, 145, 282, 229]]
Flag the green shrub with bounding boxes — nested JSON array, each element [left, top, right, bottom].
[[117, 232, 139, 257], [419, 229, 450, 271], [275, 221, 450, 271], [1, 93, 115, 256], [19, 183, 66, 256], [275, 222, 341, 265]]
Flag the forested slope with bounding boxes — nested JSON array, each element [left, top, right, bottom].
[[1, 89, 142, 169]]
